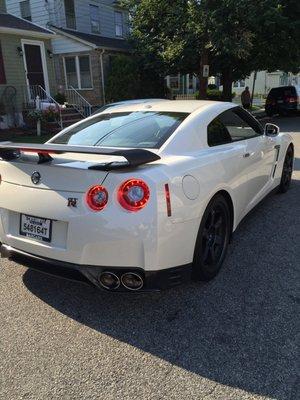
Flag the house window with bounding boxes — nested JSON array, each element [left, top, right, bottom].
[[0, 42, 6, 85], [234, 80, 246, 88], [90, 4, 100, 34], [64, 55, 92, 89], [115, 11, 123, 37], [64, 0, 76, 30], [169, 75, 180, 90], [20, 1, 31, 21]]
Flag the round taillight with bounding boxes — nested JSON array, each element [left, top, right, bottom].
[[86, 185, 108, 211], [118, 179, 150, 212]]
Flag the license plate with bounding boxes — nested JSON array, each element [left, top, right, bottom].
[[20, 214, 52, 242], [277, 100, 284, 103]]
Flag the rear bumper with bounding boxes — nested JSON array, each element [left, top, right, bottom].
[[266, 104, 298, 113], [0, 243, 192, 293]]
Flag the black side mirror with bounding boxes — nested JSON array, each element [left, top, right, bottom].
[[265, 123, 280, 137]]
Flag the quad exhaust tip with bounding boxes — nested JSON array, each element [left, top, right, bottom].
[[98, 271, 144, 291], [121, 272, 144, 291], [98, 272, 120, 290]]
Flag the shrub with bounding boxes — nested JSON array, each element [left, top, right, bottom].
[[206, 89, 223, 100], [105, 54, 167, 102], [106, 55, 140, 102], [27, 109, 44, 121], [43, 106, 59, 122], [207, 84, 217, 90], [195, 89, 236, 101]]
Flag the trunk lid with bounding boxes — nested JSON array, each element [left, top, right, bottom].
[[0, 154, 119, 192], [0, 142, 160, 192]]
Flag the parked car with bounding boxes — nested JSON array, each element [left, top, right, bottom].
[[265, 85, 300, 116], [92, 99, 168, 115], [0, 101, 294, 292]]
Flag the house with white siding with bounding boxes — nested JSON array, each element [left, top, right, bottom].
[[0, 0, 57, 128], [5, 0, 131, 111]]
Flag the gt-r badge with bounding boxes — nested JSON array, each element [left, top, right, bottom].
[[31, 171, 41, 185], [67, 198, 78, 208]]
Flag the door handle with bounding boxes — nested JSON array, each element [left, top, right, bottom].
[[243, 152, 250, 158]]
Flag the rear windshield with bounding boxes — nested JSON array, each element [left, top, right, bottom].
[[51, 111, 188, 149], [268, 86, 297, 98]]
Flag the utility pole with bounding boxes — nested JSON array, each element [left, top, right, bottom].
[[198, 50, 209, 99], [251, 71, 257, 107]]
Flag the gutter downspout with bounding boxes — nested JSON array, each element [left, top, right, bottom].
[[99, 49, 106, 105]]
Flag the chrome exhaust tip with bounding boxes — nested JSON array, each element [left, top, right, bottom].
[[98, 272, 120, 290], [121, 272, 144, 291]]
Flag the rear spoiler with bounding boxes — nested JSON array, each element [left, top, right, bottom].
[[0, 142, 160, 170]]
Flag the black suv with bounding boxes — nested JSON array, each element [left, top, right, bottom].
[[265, 85, 300, 116]]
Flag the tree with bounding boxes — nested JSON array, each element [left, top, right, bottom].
[[123, 0, 300, 101], [203, 0, 300, 99], [106, 55, 140, 102], [105, 54, 168, 102], [123, 0, 209, 97]]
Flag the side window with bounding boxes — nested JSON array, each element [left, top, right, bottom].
[[207, 118, 232, 147], [207, 108, 262, 147], [219, 109, 261, 141]]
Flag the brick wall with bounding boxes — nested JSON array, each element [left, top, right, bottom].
[[54, 48, 129, 107]]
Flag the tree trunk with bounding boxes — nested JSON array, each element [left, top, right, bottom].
[[222, 68, 233, 102], [198, 50, 209, 99]]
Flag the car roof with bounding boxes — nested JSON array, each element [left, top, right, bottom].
[[106, 100, 228, 114], [92, 99, 168, 115], [269, 85, 300, 92], [114, 99, 167, 104]]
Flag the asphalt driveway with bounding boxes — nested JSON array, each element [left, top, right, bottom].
[[0, 117, 299, 400]]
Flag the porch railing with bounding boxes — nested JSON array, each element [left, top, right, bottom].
[[65, 86, 92, 119], [22, 85, 63, 129]]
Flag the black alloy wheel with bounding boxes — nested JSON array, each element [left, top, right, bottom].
[[279, 146, 294, 193], [192, 195, 231, 282]]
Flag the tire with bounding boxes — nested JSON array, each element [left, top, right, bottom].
[[278, 145, 294, 193], [192, 195, 231, 282]]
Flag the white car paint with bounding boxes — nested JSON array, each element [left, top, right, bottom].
[[0, 100, 293, 290]]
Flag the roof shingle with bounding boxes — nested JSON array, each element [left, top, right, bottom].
[[0, 13, 53, 35], [54, 27, 131, 52]]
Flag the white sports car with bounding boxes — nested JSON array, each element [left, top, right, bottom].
[[0, 100, 294, 292]]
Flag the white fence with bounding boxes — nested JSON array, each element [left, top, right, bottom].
[[175, 94, 197, 100]]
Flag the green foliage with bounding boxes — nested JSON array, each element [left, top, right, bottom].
[[123, 0, 300, 101], [207, 84, 217, 90], [206, 89, 223, 101], [27, 107, 59, 123], [195, 89, 236, 100], [106, 54, 167, 102], [54, 92, 66, 105], [106, 55, 140, 102], [27, 109, 44, 122]]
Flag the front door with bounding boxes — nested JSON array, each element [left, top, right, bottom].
[[22, 40, 49, 98]]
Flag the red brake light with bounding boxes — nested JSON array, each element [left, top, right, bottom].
[[118, 179, 150, 212], [86, 185, 108, 211]]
